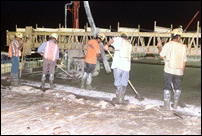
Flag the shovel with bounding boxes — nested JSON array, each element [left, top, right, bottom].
[[107, 50, 144, 101]]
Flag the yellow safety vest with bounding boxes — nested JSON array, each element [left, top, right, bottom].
[[119, 39, 132, 60], [168, 41, 186, 69]]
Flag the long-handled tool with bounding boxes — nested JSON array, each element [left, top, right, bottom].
[[56, 65, 78, 81], [107, 50, 144, 101]]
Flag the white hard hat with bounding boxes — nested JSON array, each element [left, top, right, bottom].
[[51, 33, 58, 40], [15, 32, 23, 38]]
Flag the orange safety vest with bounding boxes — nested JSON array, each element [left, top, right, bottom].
[[44, 41, 58, 61], [168, 41, 186, 69], [8, 40, 21, 58]]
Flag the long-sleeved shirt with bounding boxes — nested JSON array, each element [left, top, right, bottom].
[[37, 40, 59, 60], [11, 39, 20, 57]]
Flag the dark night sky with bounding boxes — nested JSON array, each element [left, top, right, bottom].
[[1, 1, 201, 51]]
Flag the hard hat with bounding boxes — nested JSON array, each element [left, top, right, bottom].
[[178, 25, 183, 32], [171, 28, 182, 36], [15, 32, 23, 38], [97, 33, 105, 41], [51, 33, 58, 40], [120, 32, 128, 38]]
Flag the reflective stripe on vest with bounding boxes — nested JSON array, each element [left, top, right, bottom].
[[44, 41, 58, 61], [168, 41, 186, 69], [8, 40, 21, 57]]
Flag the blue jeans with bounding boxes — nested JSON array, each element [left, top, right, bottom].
[[11, 56, 20, 73], [164, 72, 183, 90], [113, 68, 129, 87]]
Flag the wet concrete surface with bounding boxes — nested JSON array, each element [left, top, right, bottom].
[[12, 61, 201, 107], [1, 60, 201, 135], [1, 60, 200, 108], [1, 85, 201, 135], [93, 61, 201, 107]]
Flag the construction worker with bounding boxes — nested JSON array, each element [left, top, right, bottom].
[[81, 33, 105, 90], [104, 32, 132, 104], [157, 28, 187, 110], [37, 33, 59, 91], [8, 32, 26, 87]]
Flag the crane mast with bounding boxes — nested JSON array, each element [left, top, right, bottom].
[[67, 1, 80, 29]]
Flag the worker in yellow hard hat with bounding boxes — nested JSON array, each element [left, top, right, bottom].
[[104, 31, 132, 104], [8, 32, 26, 87], [80, 33, 105, 90], [157, 28, 187, 110], [37, 33, 59, 91]]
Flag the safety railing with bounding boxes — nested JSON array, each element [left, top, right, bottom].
[[1, 57, 43, 75]]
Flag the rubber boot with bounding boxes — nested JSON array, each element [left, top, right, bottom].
[[172, 90, 181, 109], [160, 90, 171, 111], [86, 84, 96, 90], [173, 100, 179, 109], [162, 99, 170, 111], [118, 86, 129, 104], [13, 79, 19, 87], [81, 72, 87, 89], [13, 73, 20, 87], [86, 73, 96, 90], [40, 79, 46, 91], [49, 80, 56, 89], [115, 86, 121, 103]]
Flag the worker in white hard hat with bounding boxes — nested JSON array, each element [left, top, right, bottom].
[[104, 32, 132, 104], [157, 28, 187, 110], [37, 33, 59, 91], [80, 33, 105, 90], [8, 32, 26, 87]]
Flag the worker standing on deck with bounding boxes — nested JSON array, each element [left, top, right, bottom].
[[37, 33, 59, 91], [8, 32, 26, 87], [104, 32, 132, 104], [81, 33, 105, 90], [157, 28, 187, 110]]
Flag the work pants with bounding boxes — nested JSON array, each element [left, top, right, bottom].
[[11, 56, 20, 74], [84, 62, 96, 74], [42, 59, 56, 75], [113, 68, 129, 87], [164, 72, 183, 91]]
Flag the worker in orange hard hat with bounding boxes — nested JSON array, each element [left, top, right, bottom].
[[157, 28, 187, 110], [37, 33, 59, 91], [8, 32, 26, 87]]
